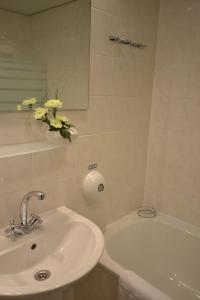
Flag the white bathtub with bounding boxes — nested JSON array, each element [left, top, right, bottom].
[[100, 211, 200, 300]]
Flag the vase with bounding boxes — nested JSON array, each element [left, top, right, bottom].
[[45, 130, 67, 145], [68, 126, 78, 142], [45, 126, 78, 145]]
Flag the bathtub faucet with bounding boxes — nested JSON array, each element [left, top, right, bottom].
[[5, 191, 45, 238]]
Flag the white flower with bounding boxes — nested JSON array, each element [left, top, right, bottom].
[[56, 114, 70, 123], [16, 104, 22, 111], [44, 99, 63, 108], [50, 118, 62, 128], [33, 107, 48, 119], [22, 98, 37, 106]]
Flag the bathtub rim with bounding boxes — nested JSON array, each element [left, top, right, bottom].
[[100, 210, 200, 300], [103, 210, 200, 241]]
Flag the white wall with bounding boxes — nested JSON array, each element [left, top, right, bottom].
[[145, 0, 200, 226], [0, 0, 159, 230]]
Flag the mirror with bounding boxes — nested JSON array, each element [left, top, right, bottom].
[[0, 0, 90, 111]]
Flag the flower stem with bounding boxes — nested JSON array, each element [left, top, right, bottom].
[[53, 107, 57, 118]]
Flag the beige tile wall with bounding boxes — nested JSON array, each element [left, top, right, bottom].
[[0, 0, 159, 231], [0, 2, 161, 300], [144, 0, 200, 226], [73, 264, 118, 300]]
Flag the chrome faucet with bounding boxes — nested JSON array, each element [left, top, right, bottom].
[[20, 191, 45, 225], [5, 191, 45, 238]]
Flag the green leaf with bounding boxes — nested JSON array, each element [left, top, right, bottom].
[[60, 128, 71, 142]]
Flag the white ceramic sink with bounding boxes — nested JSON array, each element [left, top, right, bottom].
[[0, 206, 104, 297]]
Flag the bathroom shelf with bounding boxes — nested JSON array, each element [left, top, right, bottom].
[[0, 141, 60, 158]]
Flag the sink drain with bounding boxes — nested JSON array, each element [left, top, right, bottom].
[[34, 270, 51, 281]]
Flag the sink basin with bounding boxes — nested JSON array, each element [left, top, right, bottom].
[[0, 206, 104, 297]]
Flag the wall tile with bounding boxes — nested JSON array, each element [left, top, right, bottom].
[[0, 2, 161, 299], [0, 0, 160, 234], [74, 264, 118, 300], [91, 8, 120, 57], [0, 155, 33, 196], [145, 0, 200, 226], [90, 54, 113, 96]]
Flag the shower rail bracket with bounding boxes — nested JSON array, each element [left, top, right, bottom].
[[109, 35, 148, 49]]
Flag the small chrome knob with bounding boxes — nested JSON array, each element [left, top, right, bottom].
[[5, 219, 16, 236], [10, 219, 15, 228]]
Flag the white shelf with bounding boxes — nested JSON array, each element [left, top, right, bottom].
[[0, 141, 60, 158]]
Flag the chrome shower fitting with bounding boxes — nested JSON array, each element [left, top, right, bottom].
[[109, 35, 147, 49], [137, 207, 157, 218]]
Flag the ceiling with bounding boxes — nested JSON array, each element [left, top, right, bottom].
[[0, 0, 73, 16]]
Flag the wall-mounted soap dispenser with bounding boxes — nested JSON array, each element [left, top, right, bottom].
[[82, 164, 105, 201]]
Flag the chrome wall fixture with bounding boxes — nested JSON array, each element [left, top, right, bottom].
[[109, 35, 147, 49]]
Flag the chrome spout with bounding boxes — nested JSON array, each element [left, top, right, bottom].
[[20, 191, 45, 226]]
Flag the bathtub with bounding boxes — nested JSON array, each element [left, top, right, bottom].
[[100, 211, 200, 300]]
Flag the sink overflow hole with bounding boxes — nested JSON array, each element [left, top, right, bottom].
[[34, 270, 51, 281], [31, 243, 37, 250]]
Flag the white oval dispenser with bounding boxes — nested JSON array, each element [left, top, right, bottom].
[[82, 170, 105, 201]]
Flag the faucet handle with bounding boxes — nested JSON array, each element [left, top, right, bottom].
[[29, 214, 43, 227], [5, 219, 16, 236], [9, 219, 16, 228]]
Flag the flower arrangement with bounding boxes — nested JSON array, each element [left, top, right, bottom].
[[17, 97, 74, 142]]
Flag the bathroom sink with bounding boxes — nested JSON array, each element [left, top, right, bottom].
[[0, 206, 104, 297]]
